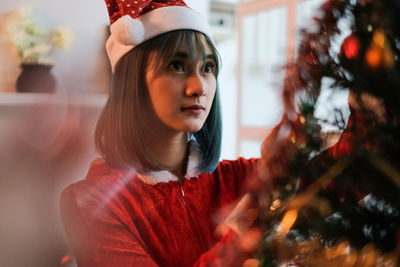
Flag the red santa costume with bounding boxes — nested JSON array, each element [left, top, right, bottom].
[[61, 141, 259, 266]]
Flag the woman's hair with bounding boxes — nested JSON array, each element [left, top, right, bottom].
[[95, 29, 222, 173]]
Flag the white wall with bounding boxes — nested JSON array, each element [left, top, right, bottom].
[[186, 0, 210, 20], [0, 1, 210, 94]]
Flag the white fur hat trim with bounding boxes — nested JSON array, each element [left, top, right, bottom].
[[110, 15, 145, 46], [106, 6, 213, 72]]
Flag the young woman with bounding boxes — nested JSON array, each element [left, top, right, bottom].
[[60, 1, 263, 266]]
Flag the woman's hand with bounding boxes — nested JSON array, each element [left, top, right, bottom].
[[261, 114, 304, 181], [222, 194, 253, 235], [217, 194, 262, 254]]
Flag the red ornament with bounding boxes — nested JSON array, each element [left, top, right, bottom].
[[342, 34, 361, 59]]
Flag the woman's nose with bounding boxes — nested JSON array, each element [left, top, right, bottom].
[[185, 73, 206, 97]]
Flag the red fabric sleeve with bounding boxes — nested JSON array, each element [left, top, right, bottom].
[[193, 229, 249, 267], [60, 185, 159, 267], [61, 185, 249, 267]]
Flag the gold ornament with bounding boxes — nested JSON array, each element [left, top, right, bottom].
[[366, 30, 395, 69], [366, 45, 381, 68]]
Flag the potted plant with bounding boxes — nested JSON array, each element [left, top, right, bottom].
[[6, 7, 74, 93]]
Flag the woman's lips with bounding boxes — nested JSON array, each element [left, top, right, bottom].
[[181, 105, 205, 114]]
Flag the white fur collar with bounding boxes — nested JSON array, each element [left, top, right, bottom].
[[137, 140, 202, 185]]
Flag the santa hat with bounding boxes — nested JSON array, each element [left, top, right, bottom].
[[104, 0, 213, 72]]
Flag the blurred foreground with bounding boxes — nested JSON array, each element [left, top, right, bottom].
[[0, 93, 105, 266]]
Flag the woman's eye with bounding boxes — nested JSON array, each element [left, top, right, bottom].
[[169, 61, 185, 72], [203, 62, 215, 73]]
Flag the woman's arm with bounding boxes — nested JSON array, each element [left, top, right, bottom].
[[60, 185, 159, 267], [193, 228, 249, 267], [61, 183, 252, 267]]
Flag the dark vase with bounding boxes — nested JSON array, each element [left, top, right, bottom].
[[16, 64, 56, 93]]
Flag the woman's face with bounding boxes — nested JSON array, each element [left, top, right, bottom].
[[145, 35, 217, 134]]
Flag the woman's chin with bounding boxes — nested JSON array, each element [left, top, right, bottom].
[[180, 122, 204, 133], [184, 125, 203, 133]]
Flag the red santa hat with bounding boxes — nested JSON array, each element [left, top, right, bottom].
[[104, 0, 213, 71]]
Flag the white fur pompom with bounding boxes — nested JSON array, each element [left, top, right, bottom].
[[110, 15, 145, 46]]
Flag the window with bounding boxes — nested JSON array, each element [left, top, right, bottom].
[[236, 0, 325, 158]]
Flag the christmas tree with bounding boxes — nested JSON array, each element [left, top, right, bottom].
[[254, 0, 400, 266]]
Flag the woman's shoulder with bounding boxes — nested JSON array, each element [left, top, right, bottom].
[[60, 158, 139, 209], [64, 159, 122, 188], [86, 158, 126, 181]]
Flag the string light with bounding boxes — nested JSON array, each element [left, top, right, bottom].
[[278, 209, 298, 235]]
